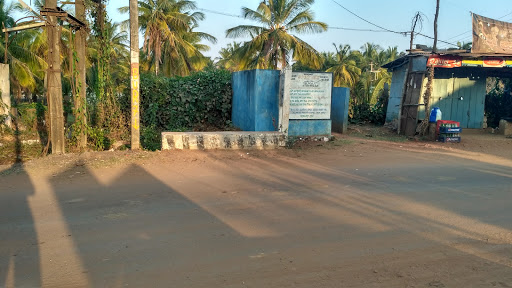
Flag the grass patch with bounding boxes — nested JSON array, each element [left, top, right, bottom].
[[0, 142, 44, 165]]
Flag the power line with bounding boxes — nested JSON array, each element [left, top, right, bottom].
[[197, 8, 243, 19], [199, 5, 459, 47], [329, 27, 394, 32], [329, 0, 408, 35], [329, 0, 460, 48], [416, 32, 458, 47], [439, 11, 512, 48], [199, 6, 407, 34]]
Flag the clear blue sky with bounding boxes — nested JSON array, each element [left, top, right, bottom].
[[20, 0, 512, 58]]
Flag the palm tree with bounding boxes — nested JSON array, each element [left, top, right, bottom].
[[325, 44, 361, 87], [226, 0, 327, 70], [119, 0, 216, 76], [87, 22, 130, 97], [0, 0, 47, 98], [216, 42, 242, 72], [159, 24, 216, 76]]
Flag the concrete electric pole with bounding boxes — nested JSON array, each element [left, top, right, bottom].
[[45, 0, 66, 154], [130, 0, 140, 150], [75, 0, 87, 149]]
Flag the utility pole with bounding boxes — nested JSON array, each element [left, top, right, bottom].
[[419, 0, 441, 136], [130, 0, 140, 150], [433, 0, 440, 53], [46, 0, 65, 154], [75, 0, 87, 149]]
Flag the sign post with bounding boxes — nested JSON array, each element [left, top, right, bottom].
[[289, 72, 332, 120], [279, 66, 292, 134]]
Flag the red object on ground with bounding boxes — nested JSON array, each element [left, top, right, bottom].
[[436, 120, 460, 139]]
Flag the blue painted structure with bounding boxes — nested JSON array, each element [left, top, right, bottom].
[[331, 87, 350, 134], [288, 120, 332, 136], [385, 56, 427, 123], [232, 70, 350, 136], [384, 54, 488, 129], [231, 69, 280, 131]]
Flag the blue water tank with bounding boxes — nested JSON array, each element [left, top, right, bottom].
[[429, 107, 442, 123]]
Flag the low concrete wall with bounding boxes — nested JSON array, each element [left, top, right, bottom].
[[288, 120, 331, 137], [331, 87, 350, 134], [162, 131, 286, 150]]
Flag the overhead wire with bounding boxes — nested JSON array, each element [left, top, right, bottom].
[[329, 0, 459, 47], [329, 0, 409, 36], [198, 4, 460, 48], [438, 11, 512, 49], [199, 6, 408, 34]]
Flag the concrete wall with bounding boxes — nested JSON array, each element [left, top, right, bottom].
[[0, 64, 10, 126], [232, 69, 280, 131], [331, 87, 350, 134], [288, 120, 332, 136]]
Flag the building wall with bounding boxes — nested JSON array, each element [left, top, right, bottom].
[[418, 75, 486, 128], [232, 70, 349, 136], [331, 87, 350, 134], [385, 56, 486, 129], [288, 120, 332, 136], [385, 66, 407, 124], [385, 57, 428, 124], [232, 69, 280, 131]]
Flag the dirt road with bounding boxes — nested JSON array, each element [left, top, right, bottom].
[[1, 137, 512, 287]]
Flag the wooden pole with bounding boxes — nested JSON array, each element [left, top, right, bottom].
[[130, 0, 140, 150], [46, 0, 65, 154], [75, 0, 87, 149], [433, 0, 440, 53], [419, 0, 441, 136]]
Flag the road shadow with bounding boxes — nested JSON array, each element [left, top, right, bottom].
[[49, 163, 243, 287], [0, 164, 41, 287], [40, 150, 512, 287]]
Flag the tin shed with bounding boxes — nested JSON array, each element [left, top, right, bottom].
[[383, 50, 512, 134]]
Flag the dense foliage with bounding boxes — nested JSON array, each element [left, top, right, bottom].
[[137, 70, 232, 149], [486, 79, 512, 128]]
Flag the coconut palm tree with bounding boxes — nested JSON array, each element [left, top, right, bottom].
[[216, 42, 242, 72], [325, 44, 361, 87], [0, 0, 47, 98], [159, 24, 215, 76], [119, 0, 216, 76], [87, 22, 130, 97], [226, 0, 327, 70]]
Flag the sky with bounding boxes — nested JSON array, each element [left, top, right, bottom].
[[17, 0, 512, 58]]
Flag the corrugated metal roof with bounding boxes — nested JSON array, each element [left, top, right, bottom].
[[382, 50, 512, 70]]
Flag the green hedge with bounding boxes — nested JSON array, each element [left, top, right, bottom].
[[140, 70, 233, 132]]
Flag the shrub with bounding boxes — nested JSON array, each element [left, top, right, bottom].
[[139, 70, 233, 132], [141, 125, 161, 151], [486, 79, 512, 128]]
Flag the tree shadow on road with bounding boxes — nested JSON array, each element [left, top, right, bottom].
[[0, 164, 41, 287], [49, 163, 243, 287]]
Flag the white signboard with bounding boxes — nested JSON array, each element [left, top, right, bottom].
[[289, 72, 332, 120]]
